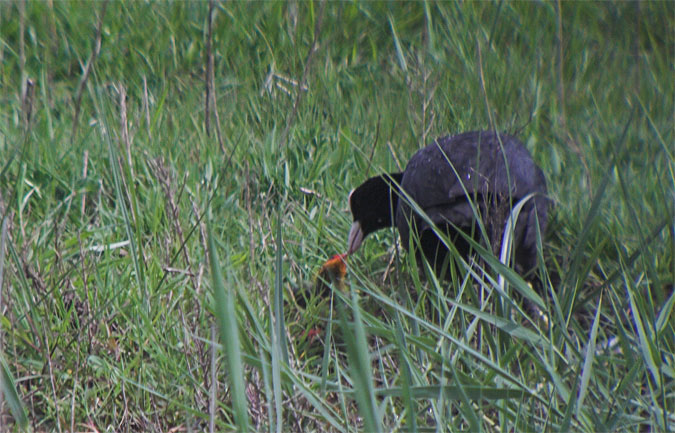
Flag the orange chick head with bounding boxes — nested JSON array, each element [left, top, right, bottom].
[[316, 253, 348, 293]]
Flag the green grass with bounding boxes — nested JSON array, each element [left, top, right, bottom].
[[1, 1, 673, 431]]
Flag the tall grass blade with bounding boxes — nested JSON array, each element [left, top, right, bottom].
[[0, 212, 7, 309], [499, 194, 536, 267], [655, 290, 674, 337], [576, 295, 602, 419], [565, 111, 634, 299], [271, 201, 287, 432], [578, 219, 669, 308], [449, 361, 480, 432], [560, 371, 580, 433], [259, 344, 274, 433], [388, 14, 407, 72], [284, 367, 344, 430], [394, 312, 418, 433], [625, 271, 661, 389], [339, 291, 382, 433], [274, 201, 289, 365], [269, 317, 283, 433], [319, 294, 335, 395], [93, 85, 148, 312], [375, 384, 530, 401], [423, 1, 435, 52], [0, 354, 27, 429], [446, 300, 552, 350], [497, 193, 537, 313], [207, 219, 249, 432]]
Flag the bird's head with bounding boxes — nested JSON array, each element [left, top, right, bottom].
[[316, 253, 348, 293], [347, 173, 403, 255]]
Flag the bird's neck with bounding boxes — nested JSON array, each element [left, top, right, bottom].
[[385, 172, 404, 225]]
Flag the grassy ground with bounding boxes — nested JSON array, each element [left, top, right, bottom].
[[0, 1, 673, 431]]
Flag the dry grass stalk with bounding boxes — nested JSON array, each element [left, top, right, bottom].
[[71, 0, 109, 140], [80, 150, 89, 217], [279, 0, 327, 149]]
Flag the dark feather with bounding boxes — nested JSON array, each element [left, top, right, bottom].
[[349, 130, 549, 277]]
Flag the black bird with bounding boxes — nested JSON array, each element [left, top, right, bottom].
[[347, 131, 549, 277]]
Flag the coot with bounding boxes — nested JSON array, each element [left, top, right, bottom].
[[347, 131, 548, 277]]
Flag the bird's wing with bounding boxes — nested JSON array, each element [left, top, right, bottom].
[[396, 131, 548, 248]]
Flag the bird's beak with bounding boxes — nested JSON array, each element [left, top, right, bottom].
[[347, 221, 364, 255]]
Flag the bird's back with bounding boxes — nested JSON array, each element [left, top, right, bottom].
[[400, 131, 546, 208], [395, 131, 548, 273]]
